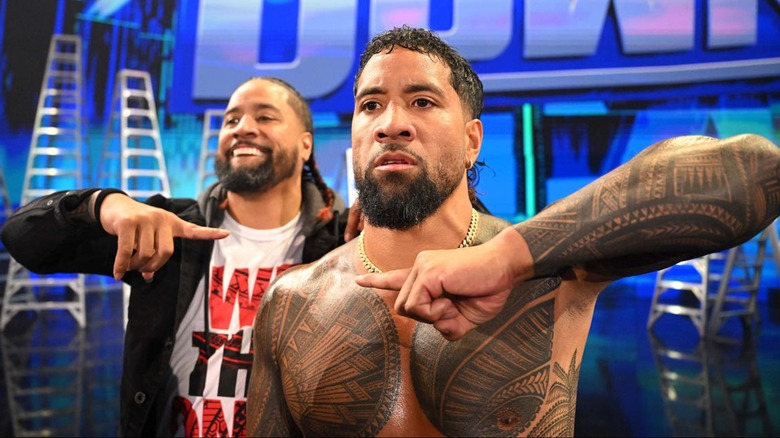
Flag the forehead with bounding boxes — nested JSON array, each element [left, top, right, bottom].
[[355, 48, 453, 95], [228, 79, 290, 109]]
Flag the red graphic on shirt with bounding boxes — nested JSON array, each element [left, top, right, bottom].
[[209, 265, 292, 329], [172, 396, 199, 437], [172, 397, 246, 438], [171, 264, 294, 437]]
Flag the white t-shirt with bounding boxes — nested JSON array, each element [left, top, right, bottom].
[[163, 211, 305, 437]]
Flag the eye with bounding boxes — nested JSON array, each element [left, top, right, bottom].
[[224, 117, 239, 126], [256, 114, 275, 122], [413, 98, 433, 108], [361, 101, 380, 112]]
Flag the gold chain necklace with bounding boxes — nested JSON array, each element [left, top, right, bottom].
[[358, 208, 480, 274]]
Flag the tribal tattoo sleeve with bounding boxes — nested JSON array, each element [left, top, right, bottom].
[[517, 134, 780, 279]]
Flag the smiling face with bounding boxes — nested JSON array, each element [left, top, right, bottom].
[[215, 78, 312, 195], [351, 48, 482, 229]]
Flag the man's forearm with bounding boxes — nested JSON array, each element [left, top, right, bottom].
[[0, 189, 114, 275], [517, 134, 780, 279]]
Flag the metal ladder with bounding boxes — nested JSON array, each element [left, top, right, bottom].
[[647, 332, 714, 437], [647, 224, 773, 339], [706, 227, 770, 337], [99, 69, 171, 328], [2, 327, 85, 437], [648, 330, 772, 436], [0, 168, 13, 285], [198, 109, 223, 193], [99, 69, 171, 198], [1, 34, 87, 330]]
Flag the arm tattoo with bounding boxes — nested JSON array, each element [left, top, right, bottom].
[[529, 351, 580, 437], [518, 134, 780, 278]]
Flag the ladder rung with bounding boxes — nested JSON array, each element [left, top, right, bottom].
[[39, 107, 79, 117], [48, 70, 78, 78], [26, 169, 80, 178], [123, 108, 155, 118], [30, 146, 80, 156], [122, 89, 153, 99], [7, 276, 81, 287], [50, 52, 79, 62], [2, 302, 83, 313], [124, 149, 163, 158], [125, 169, 167, 178], [124, 127, 159, 137], [44, 89, 79, 98], [13, 405, 79, 420], [10, 386, 80, 398], [651, 304, 703, 316], [718, 285, 758, 293], [34, 127, 79, 136], [657, 280, 704, 290], [8, 364, 83, 379]]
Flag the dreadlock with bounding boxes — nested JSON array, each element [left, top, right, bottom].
[[354, 26, 485, 202], [243, 77, 335, 222]]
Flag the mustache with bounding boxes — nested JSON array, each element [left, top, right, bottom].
[[367, 144, 424, 170]]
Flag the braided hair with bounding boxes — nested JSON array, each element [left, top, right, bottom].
[[245, 77, 336, 222]]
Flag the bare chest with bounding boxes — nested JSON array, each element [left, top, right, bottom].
[[277, 276, 567, 436]]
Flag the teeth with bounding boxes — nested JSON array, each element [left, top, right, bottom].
[[232, 147, 262, 157]]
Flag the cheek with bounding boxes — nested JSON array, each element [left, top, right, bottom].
[[351, 117, 373, 142], [217, 133, 231, 152]]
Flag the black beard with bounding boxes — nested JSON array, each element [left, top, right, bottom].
[[214, 153, 295, 195], [356, 165, 458, 230]]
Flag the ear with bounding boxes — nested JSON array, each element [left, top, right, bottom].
[[299, 132, 313, 162], [464, 118, 483, 165]]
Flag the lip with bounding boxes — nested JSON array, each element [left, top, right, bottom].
[[227, 142, 271, 158], [372, 151, 418, 171]]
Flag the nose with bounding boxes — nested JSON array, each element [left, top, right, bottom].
[[233, 115, 259, 139], [374, 105, 415, 143]]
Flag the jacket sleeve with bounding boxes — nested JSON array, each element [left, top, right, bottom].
[[0, 189, 195, 278]]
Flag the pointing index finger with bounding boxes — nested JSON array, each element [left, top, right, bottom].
[[355, 268, 410, 291], [175, 221, 230, 241]]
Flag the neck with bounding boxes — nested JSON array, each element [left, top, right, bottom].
[[225, 178, 302, 229], [360, 190, 477, 273]]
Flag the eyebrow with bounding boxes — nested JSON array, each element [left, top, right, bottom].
[[224, 102, 280, 117], [355, 83, 446, 102], [355, 86, 384, 102]]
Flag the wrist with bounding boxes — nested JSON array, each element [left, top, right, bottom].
[[92, 189, 128, 225], [495, 225, 535, 282], [61, 189, 100, 225]]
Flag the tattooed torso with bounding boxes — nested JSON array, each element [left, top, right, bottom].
[[246, 134, 780, 437], [247, 214, 599, 437]]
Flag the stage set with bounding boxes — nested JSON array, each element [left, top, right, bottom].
[[0, 0, 779, 436]]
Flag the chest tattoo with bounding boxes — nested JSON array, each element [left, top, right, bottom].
[[276, 287, 401, 436], [411, 276, 561, 436]]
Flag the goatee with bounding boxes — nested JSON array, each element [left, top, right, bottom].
[[215, 149, 297, 194], [356, 157, 459, 230]]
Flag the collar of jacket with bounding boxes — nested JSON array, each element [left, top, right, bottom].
[[196, 180, 346, 237]]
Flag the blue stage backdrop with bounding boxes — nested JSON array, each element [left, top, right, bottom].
[[0, 0, 778, 221]]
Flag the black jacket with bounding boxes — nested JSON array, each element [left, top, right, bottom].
[[0, 180, 348, 436]]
